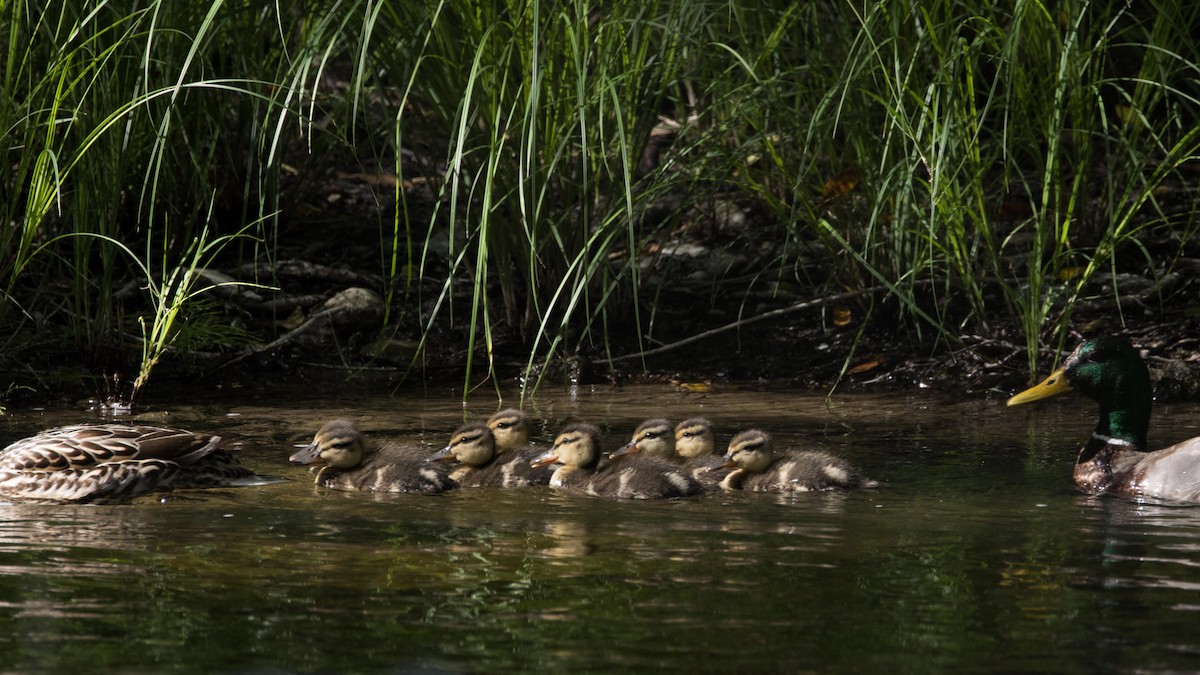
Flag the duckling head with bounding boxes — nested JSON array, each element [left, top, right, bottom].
[[721, 429, 774, 473], [487, 409, 530, 453], [430, 423, 496, 467], [674, 418, 716, 459], [291, 419, 365, 469], [609, 418, 674, 461], [532, 423, 602, 470]]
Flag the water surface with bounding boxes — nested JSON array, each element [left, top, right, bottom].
[[2, 385, 1199, 673]]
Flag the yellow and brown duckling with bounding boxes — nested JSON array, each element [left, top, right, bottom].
[[291, 419, 456, 494], [1008, 336, 1200, 502], [609, 417, 727, 487], [429, 420, 552, 488], [673, 418, 731, 486], [0, 423, 261, 504], [609, 418, 676, 461], [486, 409, 532, 453], [717, 429, 877, 492], [533, 423, 702, 500]]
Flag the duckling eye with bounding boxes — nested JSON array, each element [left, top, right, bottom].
[[494, 422, 513, 430]]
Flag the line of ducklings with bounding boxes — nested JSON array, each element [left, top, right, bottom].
[[290, 411, 878, 500]]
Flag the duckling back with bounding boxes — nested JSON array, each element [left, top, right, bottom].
[[454, 453, 552, 488], [589, 455, 702, 500], [731, 450, 877, 493], [320, 442, 456, 494]]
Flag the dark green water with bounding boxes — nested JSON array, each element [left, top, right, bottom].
[[2, 386, 1200, 673]]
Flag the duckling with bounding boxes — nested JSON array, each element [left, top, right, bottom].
[[673, 418, 731, 486], [290, 419, 455, 494], [532, 423, 701, 500], [1008, 336, 1200, 502], [429, 421, 551, 488], [0, 423, 261, 504], [718, 429, 876, 492], [608, 418, 676, 461], [486, 409, 532, 454]]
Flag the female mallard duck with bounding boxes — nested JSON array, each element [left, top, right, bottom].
[[0, 423, 260, 504], [1007, 336, 1200, 502], [290, 419, 456, 494], [429, 421, 551, 488], [609, 418, 727, 487], [532, 423, 701, 500], [717, 429, 876, 492]]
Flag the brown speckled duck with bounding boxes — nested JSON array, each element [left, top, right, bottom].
[[429, 420, 551, 488], [533, 423, 701, 500], [1008, 336, 1200, 502], [291, 419, 456, 494], [0, 423, 260, 504], [718, 429, 876, 492]]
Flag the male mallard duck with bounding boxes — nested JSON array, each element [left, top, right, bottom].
[[532, 423, 701, 500], [1007, 336, 1200, 502], [0, 423, 260, 504], [429, 421, 551, 488], [290, 419, 456, 494], [717, 429, 876, 492]]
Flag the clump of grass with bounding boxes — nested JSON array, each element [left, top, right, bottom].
[[2, 0, 1198, 398]]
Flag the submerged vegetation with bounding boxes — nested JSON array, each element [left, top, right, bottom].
[[2, 1, 1198, 402]]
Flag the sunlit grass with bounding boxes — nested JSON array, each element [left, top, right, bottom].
[[1, 0, 1197, 399]]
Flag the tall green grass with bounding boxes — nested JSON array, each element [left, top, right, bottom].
[[2, 0, 1198, 401]]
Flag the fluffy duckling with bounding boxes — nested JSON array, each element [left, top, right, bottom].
[[0, 423, 261, 504], [608, 418, 676, 461], [1008, 336, 1200, 502], [718, 429, 876, 492], [291, 419, 456, 494], [486, 409, 532, 453], [673, 418, 731, 486], [532, 423, 701, 500], [429, 421, 551, 488], [609, 418, 727, 488]]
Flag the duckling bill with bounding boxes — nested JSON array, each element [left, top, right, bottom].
[[1008, 336, 1200, 502]]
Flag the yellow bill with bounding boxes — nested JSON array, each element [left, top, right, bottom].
[[1007, 367, 1073, 406]]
